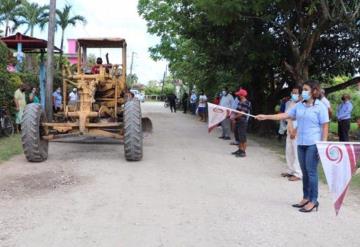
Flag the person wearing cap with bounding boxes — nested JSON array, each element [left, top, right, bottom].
[[68, 88, 79, 106], [232, 88, 251, 157]]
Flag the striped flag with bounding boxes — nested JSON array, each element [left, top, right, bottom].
[[316, 142, 360, 215]]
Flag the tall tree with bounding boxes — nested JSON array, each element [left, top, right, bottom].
[[56, 4, 86, 57], [17, 1, 48, 37], [0, 0, 22, 36]]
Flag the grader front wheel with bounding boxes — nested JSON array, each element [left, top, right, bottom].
[[21, 103, 49, 162], [124, 100, 143, 161]]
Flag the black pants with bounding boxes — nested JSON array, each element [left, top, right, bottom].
[[182, 102, 187, 113], [170, 101, 176, 112], [338, 119, 350, 142]]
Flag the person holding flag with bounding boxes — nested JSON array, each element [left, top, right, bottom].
[[256, 80, 329, 213]]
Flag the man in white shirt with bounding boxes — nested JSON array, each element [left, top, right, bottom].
[[282, 86, 302, 181], [68, 88, 79, 106], [320, 89, 332, 118], [219, 87, 234, 140]]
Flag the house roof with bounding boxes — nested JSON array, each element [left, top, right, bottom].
[[77, 37, 126, 48], [0, 32, 61, 53]]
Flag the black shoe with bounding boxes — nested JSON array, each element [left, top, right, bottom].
[[299, 202, 319, 213], [235, 151, 246, 157], [231, 149, 241, 155], [218, 136, 225, 139], [223, 137, 231, 140], [292, 201, 310, 208]]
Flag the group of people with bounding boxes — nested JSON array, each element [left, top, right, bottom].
[[256, 80, 356, 213], [13, 84, 40, 132], [13, 84, 79, 131], [167, 90, 208, 122]]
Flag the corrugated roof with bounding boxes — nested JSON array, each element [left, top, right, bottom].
[[1, 32, 61, 52], [77, 37, 126, 48]]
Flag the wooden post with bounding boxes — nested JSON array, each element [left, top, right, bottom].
[[46, 0, 57, 121]]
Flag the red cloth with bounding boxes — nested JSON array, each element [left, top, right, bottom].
[[91, 65, 100, 74]]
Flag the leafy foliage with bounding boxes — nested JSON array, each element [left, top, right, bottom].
[[138, 0, 360, 120]]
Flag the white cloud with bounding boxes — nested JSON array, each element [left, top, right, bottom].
[[25, 0, 167, 84]]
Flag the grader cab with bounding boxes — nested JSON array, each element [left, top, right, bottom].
[[21, 38, 150, 162]]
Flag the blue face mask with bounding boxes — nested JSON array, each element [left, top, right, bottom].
[[302, 91, 310, 101], [291, 94, 299, 102]]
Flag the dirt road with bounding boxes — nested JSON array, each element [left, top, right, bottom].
[[0, 102, 359, 247]]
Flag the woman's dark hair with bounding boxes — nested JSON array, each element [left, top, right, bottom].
[[292, 84, 302, 94], [303, 79, 321, 102]]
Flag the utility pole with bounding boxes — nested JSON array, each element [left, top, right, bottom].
[[129, 51, 135, 76], [160, 65, 168, 96], [46, 0, 57, 121], [129, 52, 135, 87]]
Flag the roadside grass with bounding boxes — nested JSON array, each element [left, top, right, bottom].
[[0, 134, 22, 163], [250, 133, 360, 190]]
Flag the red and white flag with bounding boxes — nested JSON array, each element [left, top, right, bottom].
[[316, 142, 360, 215], [207, 103, 232, 132], [207, 103, 255, 133]]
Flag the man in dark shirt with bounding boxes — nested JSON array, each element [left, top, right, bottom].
[[232, 89, 251, 157], [167, 93, 177, 113]]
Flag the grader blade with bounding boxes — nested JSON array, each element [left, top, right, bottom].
[[142, 117, 153, 133]]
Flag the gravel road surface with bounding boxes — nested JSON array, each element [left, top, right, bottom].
[[0, 102, 359, 247]]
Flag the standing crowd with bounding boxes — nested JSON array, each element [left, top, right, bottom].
[[170, 79, 356, 214]]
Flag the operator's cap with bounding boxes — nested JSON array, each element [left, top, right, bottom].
[[235, 89, 248, 97]]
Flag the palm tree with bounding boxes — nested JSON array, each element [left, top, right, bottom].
[[17, 1, 48, 37], [0, 0, 22, 36], [56, 4, 86, 55]]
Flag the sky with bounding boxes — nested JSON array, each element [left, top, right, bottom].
[[24, 0, 167, 84]]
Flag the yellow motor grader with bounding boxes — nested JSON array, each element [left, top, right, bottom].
[[21, 38, 150, 162]]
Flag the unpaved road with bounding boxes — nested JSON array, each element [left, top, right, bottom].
[[0, 102, 359, 247]]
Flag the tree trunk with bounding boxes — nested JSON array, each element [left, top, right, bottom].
[[5, 18, 10, 37], [58, 28, 65, 69]]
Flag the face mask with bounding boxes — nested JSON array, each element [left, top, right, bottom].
[[302, 91, 310, 101], [57, 89, 61, 93], [291, 94, 299, 102], [222, 91, 227, 96]]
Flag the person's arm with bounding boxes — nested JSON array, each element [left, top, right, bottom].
[[287, 119, 296, 139], [256, 112, 290, 121], [14, 96, 19, 111], [322, 123, 329, 141]]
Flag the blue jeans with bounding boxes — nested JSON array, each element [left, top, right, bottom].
[[297, 145, 319, 203]]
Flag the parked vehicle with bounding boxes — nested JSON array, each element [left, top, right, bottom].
[[0, 107, 14, 137], [130, 89, 145, 102]]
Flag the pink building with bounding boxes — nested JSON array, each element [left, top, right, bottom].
[[66, 39, 78, 65]]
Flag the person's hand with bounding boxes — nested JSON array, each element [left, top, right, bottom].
[[289, 129, 297, 139], [255, 114, 268, 121]]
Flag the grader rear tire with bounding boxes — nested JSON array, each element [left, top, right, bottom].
[[21, 103, 48, 162], [124, 99, 143, 161]]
